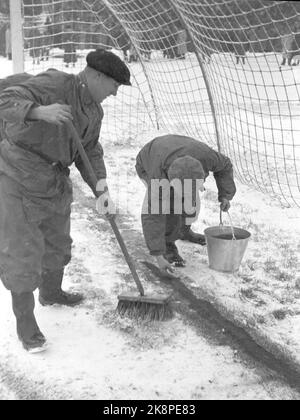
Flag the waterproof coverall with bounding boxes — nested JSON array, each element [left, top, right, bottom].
[[135, 135, 236, 256], [0, 69, 106, 293]]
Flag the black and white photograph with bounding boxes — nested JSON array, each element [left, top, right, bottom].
[[0, 0, 299, 402]]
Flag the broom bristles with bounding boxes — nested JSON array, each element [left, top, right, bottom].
[[117, 297, 173, 321]]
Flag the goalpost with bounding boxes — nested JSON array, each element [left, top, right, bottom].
[[9, 0, 300, 208]]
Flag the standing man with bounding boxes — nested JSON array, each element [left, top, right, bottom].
[[63, 24, 77, 68], [0, 49, 131, 353], [128, 42, 138, 63], [281, 33, 296, 66], [42, 16, 53, 61], [136, 135, 236, 275], [176, 28, 187, 60], [5, 24, 12, 60], [29, 24, 43, 65]]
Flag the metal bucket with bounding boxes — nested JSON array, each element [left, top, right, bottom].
[[204, 213, 251, 273]]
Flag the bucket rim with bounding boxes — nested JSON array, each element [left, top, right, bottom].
[[204, 225, 251, 239]]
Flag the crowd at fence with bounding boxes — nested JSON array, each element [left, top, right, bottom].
[[1, 15, 300, 67]]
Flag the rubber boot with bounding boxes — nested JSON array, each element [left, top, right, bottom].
[[164, 242, 186, 267], [178, 224, 206, 246], [39, 269, 84, 307], [11, 292, 47, 353]]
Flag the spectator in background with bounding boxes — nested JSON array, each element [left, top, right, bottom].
[[41, 16, 52, 61], [121, 43, 129, 62], [232, 29, 248, 65], [116, 32, 130, 62], [29, 25, 43, 65], [5, 24, 12, 61], [176, 29, 187, 60], [162, 27, 177, 60], [234, 44, 247, 65], [63, 25, 77, 68], [281, 33, 297, 66], [128, 42, 138, 63]]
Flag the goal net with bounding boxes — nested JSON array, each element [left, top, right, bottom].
[[15, 0, 300, 207]]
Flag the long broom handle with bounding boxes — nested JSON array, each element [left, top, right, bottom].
[[67, 121, 145, 296]]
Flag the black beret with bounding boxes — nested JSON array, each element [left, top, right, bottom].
[[86, 49, 131, 86]]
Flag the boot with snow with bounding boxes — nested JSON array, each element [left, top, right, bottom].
[[39, 269, 83, 307], [11, 292, 47, 353], [164, 242, 186, 267], [178, 224, 206, 246]]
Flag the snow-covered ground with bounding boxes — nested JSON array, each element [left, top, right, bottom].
[[1, 170, 299, 400], [99, 138, 300, 374], [0, 53, 299, 400]]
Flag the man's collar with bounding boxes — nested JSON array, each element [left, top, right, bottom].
[[76, 71, 95, 106]]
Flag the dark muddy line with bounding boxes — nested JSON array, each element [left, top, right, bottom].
[[142, 261, 300, 390], [73, 185, 300, 393]]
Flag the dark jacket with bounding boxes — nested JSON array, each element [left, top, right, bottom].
[[0, 69, 106, 209], [136, 134, 236, 255]]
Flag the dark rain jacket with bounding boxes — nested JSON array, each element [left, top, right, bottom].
[[136, 134, 236, 255], [0, 69, 106, 213]]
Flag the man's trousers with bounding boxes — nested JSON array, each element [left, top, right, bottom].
[[0, 174, 72, 294]]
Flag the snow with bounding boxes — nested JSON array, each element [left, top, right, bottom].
[[1, 181, 298, 400], [0, 53, 300, 400]]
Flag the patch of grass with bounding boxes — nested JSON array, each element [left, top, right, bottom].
[[256, 315, 266, 324], [240, 288, 256, 300], [283, 254, 298, 270], [262, 256, 295, 283], [263, 257, 277, 273], [272, 309, 287, 321], [279, 245, 299, 270], [279, 242, 290, 252], [278, 289, 298, 305], [274, 269, 294, 283], [240, 287, 266, 307], [245, 259, 259, 271], [238, 273, 254, 283]]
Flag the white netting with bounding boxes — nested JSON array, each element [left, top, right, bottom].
[[16, 0, 300, 206]]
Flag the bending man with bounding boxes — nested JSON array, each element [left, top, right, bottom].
[[136, 134, 236, 275]]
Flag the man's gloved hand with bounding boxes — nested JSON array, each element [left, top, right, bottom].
[[220, 198, 230, 212], [95, 180, 116, 219], [156, 255, 178, 279]]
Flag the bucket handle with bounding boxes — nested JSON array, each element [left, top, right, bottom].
[[219, 210, 224, 226], [220, 210, 236, 240]]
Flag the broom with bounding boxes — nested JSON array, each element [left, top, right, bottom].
[[67, 121, 173, 321]]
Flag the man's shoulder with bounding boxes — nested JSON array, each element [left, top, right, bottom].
[[140, 134, 215, 156], [23, 69, 75, 93], [39, 68, 74, 81], [0, 73, 32, 91]]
